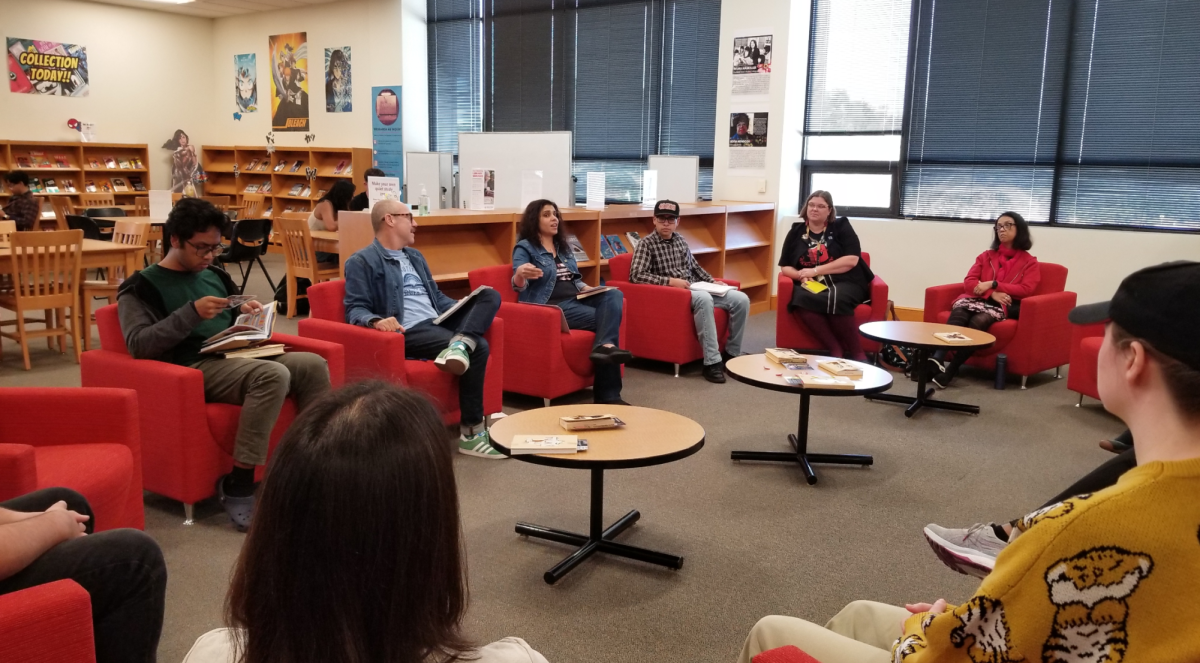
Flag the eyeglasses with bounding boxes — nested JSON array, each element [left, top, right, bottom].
[[808, 203, 830, 210], [655, 216, 679, 224], [386, 212, 414, 222], [187, 240, 226, 257], [994, 223, 1016, 231]]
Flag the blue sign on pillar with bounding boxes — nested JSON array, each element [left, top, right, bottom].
[[371, 85, 404, 200]]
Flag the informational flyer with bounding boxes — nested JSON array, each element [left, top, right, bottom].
[[469, 168, 495, 211], [731, 31, 772, 98], [371, 86, 404, 191], [520, 170, 544, 211], [586, 172, 606, 211], [367, 176, 401, 209], [641, 170, 658, 207], [149, 191, 173, 220], [728, 111, 769, 174]]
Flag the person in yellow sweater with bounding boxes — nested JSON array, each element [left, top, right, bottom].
[[735, 261, 1200, 663]]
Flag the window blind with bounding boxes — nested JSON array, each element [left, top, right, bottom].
[[428, 0, 483, 155]]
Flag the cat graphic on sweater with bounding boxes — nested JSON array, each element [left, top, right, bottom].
[[1043, 546, 1154, 663]]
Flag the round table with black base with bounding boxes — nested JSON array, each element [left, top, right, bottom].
[[725, 354, 893, 485], [488, 405, 705, 585], [858, 321, 996, 418]]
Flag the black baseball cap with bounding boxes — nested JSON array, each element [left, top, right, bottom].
[[1068, 261, 1200, 371], [654, 200, 680, 219]]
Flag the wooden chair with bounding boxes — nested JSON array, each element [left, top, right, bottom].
[[81, 220, 147, 350], [133, 197, 150, 216], [241, 193, 265, 219], [78, 193, 115, 209], [0, 229, 84, 370], [0, 220, 15, 247], [201, 195, 231, 211], [276, 216, 339, 319], [270, 211, 309, 251], [48, 197, 73, 231]]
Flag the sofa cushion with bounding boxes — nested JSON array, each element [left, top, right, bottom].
[[35, 444, 133, 532]]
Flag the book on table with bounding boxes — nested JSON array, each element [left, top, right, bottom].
[[432, 285, 493, 325], [559, 414, 626, 431], [566, 234, 589, 262], [606, 234, 628, 255], [200, 302, 278, 355], [508, 434, 579, 455], [576, 285, 613, 300], [933, 331, 974, 344], [765, 347, 807, 364], [690, 281, 735, 296], [785, 374, 856, 390], [817, 358, 863, 378]]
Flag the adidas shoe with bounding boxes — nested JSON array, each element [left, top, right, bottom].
[[435, 342, 470, 376], [458, 430, 507, 459]]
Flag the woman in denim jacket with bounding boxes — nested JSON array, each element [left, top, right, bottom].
[[511, 199, 630, 405]]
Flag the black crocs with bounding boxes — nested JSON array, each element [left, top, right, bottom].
[[215, 475, 256, 532]]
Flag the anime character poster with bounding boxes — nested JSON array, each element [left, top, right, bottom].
[[234, 53, 258, 113], [324, 47, 352, 112], [7, 37, 89, 96], [269, 33, 309, 132]]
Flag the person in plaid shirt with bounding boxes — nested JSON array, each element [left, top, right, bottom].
[[2, 172, 41, 231], [629, 199, 749, 383]]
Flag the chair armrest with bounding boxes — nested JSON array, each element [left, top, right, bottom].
[[1071, 321, 1106, 345], [273, 333, 345, 387], [923, 283, 963, 322], [0, 580, 96, 663], [868, 275, 889, 323], [0, 445, 37, 503], [608, 280, 696, 332], [1006, 290, 1078, 370], [297, 319, 407, 385], [0, 388, 139, 452], [495, 301, 569, 371]]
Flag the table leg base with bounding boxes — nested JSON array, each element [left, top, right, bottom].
[[731, 435, 874, 486], [516, 509, 683, 584], [866, 391, 980, 417]]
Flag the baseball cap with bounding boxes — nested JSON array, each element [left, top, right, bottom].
[[654, 200, 680, 218], [1068, 261, 1200, 371]]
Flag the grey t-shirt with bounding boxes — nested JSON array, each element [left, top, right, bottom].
[[383, 247, 439, 328]]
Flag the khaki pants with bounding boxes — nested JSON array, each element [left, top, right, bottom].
[[736, 601, 910, 663], [191, 352, 331, 466]]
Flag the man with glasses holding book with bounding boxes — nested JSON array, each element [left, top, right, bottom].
[[117, 198, 331, 530]]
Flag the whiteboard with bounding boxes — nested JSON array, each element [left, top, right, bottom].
[[648, 155, 699, 203], [458, 132, 574, 210]]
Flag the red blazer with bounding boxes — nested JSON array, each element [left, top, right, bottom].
[[954, 249, 1041, 316]]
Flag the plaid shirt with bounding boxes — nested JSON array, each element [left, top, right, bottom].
[[2, 191, 40, 231], [628, 231, 713, 286]]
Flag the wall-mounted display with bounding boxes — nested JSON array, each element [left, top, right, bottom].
[[324, 47, 351, 113], [235, 53, 258, 113], [7, 37, 89, 96], [269, 32, 309, 132]]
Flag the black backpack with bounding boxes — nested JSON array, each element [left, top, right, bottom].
[[273, 278, 311, 316]]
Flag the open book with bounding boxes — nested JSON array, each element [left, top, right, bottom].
[[433, 285, 493, 325], [576, 285, 613, 299], [201, 302, 277, 354], [690, 281, 735, 296]]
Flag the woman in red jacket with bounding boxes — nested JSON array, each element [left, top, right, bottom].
[[931, 212, 1041, 388]]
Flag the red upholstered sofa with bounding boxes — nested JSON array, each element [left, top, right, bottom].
[[298, 279, 505, 425], [1068, 321, 1104, 405], [606, 252, 739, 375], [80, 304, 344, 524], [924, 262, 1076, 388], [776, 252, 889, 354], [468, 264, 626, 405], [0, 387, 143, 531], [0, 580, 95, 663]]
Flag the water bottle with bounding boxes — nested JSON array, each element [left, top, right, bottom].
[[994, 354, 1007, 390], [418, 185, 430, 217]]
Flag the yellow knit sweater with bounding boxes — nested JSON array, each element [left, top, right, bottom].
[[894, 456, 1200, 663]]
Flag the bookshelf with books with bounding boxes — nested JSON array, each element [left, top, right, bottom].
[[0, 140, 150, 215], [559, 208, 602, 285], [199, 145, 369, 220], [417, 210, 516, 299]]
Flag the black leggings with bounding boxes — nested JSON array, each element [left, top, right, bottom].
[[934, 307, 998, 377]]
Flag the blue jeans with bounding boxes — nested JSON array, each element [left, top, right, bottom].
[[692, 289, 750, 365], [557, 289, 624, 403]]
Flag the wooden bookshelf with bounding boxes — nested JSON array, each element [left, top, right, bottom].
[[0, 140, 151, 214], [200, 145, 371, 220]]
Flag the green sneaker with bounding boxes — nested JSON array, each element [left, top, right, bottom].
[[435, 341, 470, 376], [458, 430, 507, 459]]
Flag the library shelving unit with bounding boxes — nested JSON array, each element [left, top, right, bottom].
[[559, 208, 602, 285], [418, 209, 516, 299], [0, 140, 151, 213], [200, 145, 370, 219]]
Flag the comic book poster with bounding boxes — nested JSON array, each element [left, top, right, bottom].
[[269, 32, 309, 132], [235, 53, 257, 113], [324, 47, 352, 112], [7, 37, 89, 96]]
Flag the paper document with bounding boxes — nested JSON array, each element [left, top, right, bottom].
[[149, 190, 172, 220], [367, 176, 401, 209], [641, 170, 658, 207], [433, 285, 493, 325], [520, 170, 543, 211], [586, 172, 605, 210], [690, 281, 734, 296]]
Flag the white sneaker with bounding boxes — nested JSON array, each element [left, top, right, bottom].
[[923, 523, 1008, 578]]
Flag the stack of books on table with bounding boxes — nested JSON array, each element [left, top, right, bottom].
[[765, 348, 807, 365], [817, 359, 863, 379], [508, 435, 581, 455], [559, 414, 625, 431], [785, 374, 857, 390]]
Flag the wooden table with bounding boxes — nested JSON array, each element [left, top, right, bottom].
[[488, 405, 705, 585], [726, 354, 893, 485], [859, 321, 996, 418], [0, 238, 142, 277], [75, 204, 138, 214], [92, 217, 166, 227], [310, 229, 339, 252]]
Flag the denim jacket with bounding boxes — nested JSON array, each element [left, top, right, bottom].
[[343, 239, 458, 327], [511, 238, 583, 304]]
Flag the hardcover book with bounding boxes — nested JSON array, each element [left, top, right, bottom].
[[566, 234, 589, 262], [816, 359, 863, 378], [933, 331, 974, 344], [129, 176, 146, 192], [508, 434, 579, 455], [599, 235, 615, 260], [606, 234, 628, 255], [765, 348, 807, 364]]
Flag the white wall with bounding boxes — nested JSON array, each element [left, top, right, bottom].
[[0, 0, 214, 190]]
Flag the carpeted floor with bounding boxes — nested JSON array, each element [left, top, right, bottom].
[[0, 254, 1124, 662]]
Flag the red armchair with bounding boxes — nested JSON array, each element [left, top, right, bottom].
[[606, 252, 739, 375], [1068, 322, 1104, 405], [80, 304, 345, 524], [0, 580, 95, 663], [924, 262, 1076, 388], [0, 387, 143, 531], [468, 265, 626, 405], [298, 280, 504, 425], [776, 253, 889, 354]]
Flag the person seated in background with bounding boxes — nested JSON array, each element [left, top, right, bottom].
[[1, 171, 40, 231], [348, 167, 386, 211], [628, 199, 749, 383], [0, 487, 166, 663], [735, 261, 1200, 663], [343, 199, 504, 458], [511, 198, 631, 405], [928, 211, 1041, 389], [778, 191, 873, 362], [307, 180, 356, 265], [183, 382, 549, 663], [118, 198, 332, 529]]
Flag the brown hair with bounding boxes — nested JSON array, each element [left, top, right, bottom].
[[225, 381, 470, 663], [801, 190, 836, 223], [1110, 323, 1200, 419], [518, 199, 571, 258]]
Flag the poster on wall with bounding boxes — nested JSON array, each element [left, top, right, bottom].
[[731, 31, 771, 98], [234, 53, 258, 113], [371, 86, 404, 197], [324, 47, 352, 112], [727, 112, 768, 174], [7, 38, 89, 96], [269, 32, 309, 132], [162, 129, 201, 193]]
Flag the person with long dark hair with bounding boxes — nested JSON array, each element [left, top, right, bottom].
[[778, 190, 875, 362], [183, 382, 548, 662], [308, 180, 356, 264], [929, 212, 1040, 388], [511, 199, 631, 405]]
